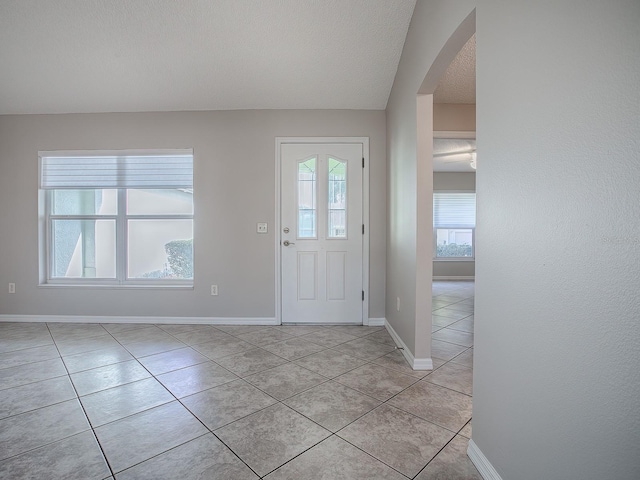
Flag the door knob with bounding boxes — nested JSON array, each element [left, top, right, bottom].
[[283, 240, 295, 246]]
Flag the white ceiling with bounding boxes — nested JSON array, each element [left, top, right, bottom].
[[433, 137, 476, 172], [433, 34, 476, 172], [0, 0, 416, 114]]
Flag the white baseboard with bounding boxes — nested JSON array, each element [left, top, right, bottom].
[[468, 439, 503, 480], [412, 357, 434, 370], [433, 276, 475, 281], [0, 315, 279, 326], [384, 319, 433, 371], [366, 317, 386, 327]]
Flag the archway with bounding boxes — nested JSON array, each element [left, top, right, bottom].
[[414, 9, 476, 361]]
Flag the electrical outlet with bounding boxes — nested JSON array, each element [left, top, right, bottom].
[[257, 222, 268, 233], [8, 283, 16, 294], [210, 284, 218, 296], [396, 296, 400, 312]]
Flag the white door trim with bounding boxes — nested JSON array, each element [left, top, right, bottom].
[[275, 137, 370, 325]]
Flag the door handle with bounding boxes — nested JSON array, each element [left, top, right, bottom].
[[283, 240, 296, 246]]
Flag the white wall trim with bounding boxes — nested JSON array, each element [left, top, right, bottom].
[[366, 317, 386, 326], [433, 130, 476, 140], [433, 276, 475, 281], [468, 439, 503, 480], [275, 137, 370, 325], [385, 319, 433, 370], [414, 94, 434, 361], [412, 357, 434, 370], [0, 315, 278, 325]]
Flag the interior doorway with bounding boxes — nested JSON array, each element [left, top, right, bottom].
[[414, 12, 476, 361]]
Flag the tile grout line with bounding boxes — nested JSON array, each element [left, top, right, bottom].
[[255, 349, 459, 477], [113, 333, 265, 479], [410, 434, 461, 480], [2, 312, 474, 478], [0, 326, 112, 464], [155, 326, 402, 477], [332, 432, 413, 479], [46, 322, 118, 480], [101, 324, 259, 477], [71, 323, 197, 477]]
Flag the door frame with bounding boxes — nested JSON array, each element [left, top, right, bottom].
[[275, 137, 370, 325]]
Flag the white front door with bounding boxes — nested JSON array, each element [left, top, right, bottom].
[[280, 143, 363, 324]]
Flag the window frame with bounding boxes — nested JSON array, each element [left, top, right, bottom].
[[39, 150, 194, 288], [433, 190, 476, 262]]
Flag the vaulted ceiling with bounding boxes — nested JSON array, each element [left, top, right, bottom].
[[0, 0, 418, 114]]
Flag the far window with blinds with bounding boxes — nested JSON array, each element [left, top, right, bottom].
[[433, 192, 476, 260], [39, 150, 194, 285]]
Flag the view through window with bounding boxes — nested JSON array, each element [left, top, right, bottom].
[[433, 192, 476, 259], [40, 151, 194, 285]]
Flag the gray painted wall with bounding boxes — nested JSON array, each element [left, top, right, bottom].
[[0, 110, 386, 319], [433, 172, 475, 192], [433, 172, 476, 278], [388, 0, 639, 477], [474, 1, 640, 478], [434, 104, 475, 132]]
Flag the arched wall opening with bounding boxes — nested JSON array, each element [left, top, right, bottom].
[[414, 9, 476, 360], [384, 1, 476, 369]]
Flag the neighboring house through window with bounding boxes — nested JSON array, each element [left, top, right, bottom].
[[433, 192, 476, 260], [39, 150, 194, 286]]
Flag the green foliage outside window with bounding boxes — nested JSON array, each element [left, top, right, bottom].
[[165, 239, 193, 278], [437, 243, 472, 258]]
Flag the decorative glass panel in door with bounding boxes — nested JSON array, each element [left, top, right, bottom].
[[297, 157, 317, 238], [328, 157, 347, 238]]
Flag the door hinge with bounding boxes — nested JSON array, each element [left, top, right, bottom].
[[362, 224, 365, 235], [362, 290, 365, 301], [362, 157, 365, 168]]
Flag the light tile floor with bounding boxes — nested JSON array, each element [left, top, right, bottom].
[[0, 281, 479, 479]]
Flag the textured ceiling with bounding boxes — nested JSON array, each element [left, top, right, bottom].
[[434, 34, 476, 105], [0, 0, 416, 114], [433, 34, 476, 172]]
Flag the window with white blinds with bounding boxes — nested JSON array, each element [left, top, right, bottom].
[[38, 150, 194, 286], [433, 192, 476, 228], [433, 192, 476, 260], [40, 151, 193, 189]]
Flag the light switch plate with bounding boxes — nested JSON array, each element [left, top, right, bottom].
[[257, 222, 268, 233]]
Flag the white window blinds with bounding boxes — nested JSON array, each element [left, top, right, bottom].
[[40, 151, 193, 189], [433, 192, 476, 228]]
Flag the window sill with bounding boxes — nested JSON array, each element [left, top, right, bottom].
[[433, 258, 475, 262], [38, 283, 194, 290]]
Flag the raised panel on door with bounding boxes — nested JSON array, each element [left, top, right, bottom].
[[297, 251, 317, 301], [326, 251, 346, 301]]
